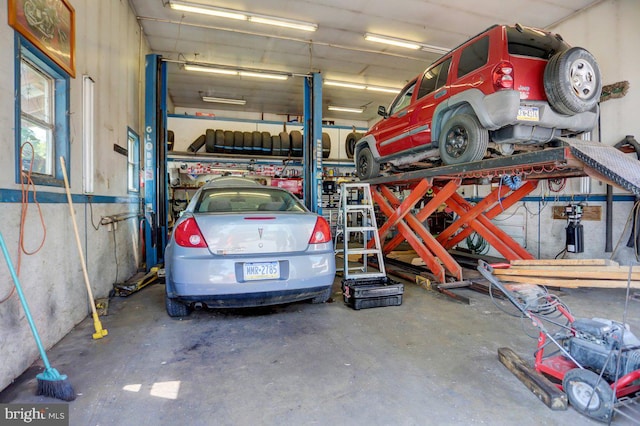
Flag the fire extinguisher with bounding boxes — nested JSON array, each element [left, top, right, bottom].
[[565, 204, 584, 253]]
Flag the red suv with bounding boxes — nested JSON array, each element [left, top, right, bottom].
[[354, 24, 602, 179]]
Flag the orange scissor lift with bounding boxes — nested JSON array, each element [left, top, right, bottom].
[[364, 138, 640, 283]]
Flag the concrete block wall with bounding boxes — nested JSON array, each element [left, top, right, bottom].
[[0, 1, 148, 391]]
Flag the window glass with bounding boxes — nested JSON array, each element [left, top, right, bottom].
[[20, 60, 54, 175], [457, 36, 489, 78], [389, 81, 416, 115], [417, 58, 452, 99], [506, 26, 569, 59], [127, 128, 140, 193], [195, 188, 306, 213], [16, 37, 69, 186]]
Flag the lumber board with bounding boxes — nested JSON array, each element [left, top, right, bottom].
[[494, 275, 640, 289], [510, 259, 618, 267], [497, 347, 568, 411], [493, 267, 640, 281]]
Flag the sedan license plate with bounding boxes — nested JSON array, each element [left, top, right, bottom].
[[517, 106, 540, 121], [244, 261, 280, 281]]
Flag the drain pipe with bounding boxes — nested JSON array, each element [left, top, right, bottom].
[[610, 135, 640, 251]]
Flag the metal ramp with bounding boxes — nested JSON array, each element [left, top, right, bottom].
[[362, 138, 640, 283], [335, 182, 386, 280]]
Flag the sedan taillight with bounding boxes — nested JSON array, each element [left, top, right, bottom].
[[493, 61, 514, 90], [309, 217, 332, 244], [174, 217, 208, 248]]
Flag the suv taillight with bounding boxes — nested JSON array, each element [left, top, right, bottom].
[[309, 217, 332, 244], [174, 217, 208, 248], [492, 61, 514, 90]]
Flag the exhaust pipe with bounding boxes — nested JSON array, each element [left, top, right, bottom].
[[193, 302, 204, 310]]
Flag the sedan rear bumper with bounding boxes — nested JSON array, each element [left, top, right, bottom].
[[172, 286, 332, 308]]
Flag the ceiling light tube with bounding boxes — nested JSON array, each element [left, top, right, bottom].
[[184, 65, 239, 75], [248, 15, 317, 32], [364, 33, 421, 50], [328, 106, 364, 114], [324, 80, 366, 90], [239, 71, 289, 80], [169, 1, 247, 20], [420, 44, 450, 55], [366, 85, 401, 94], [202, 96, 246, 105]]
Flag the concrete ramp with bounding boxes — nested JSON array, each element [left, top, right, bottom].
[[563, 138, 640, 196]]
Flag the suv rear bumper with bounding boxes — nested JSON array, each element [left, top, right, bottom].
[[479, 90, 598, 134]]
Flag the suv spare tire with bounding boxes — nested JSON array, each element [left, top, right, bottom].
[[544, 47, 602, 115], [438, 114, 488, 165]]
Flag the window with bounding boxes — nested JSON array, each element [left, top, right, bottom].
[[389, 80, 416, 115], [417, 58, 452, 99], [15, 37, 69, 186], [127, 128, 140, 193], [507, 26, 569, 60], [457, 36, 489, 78]]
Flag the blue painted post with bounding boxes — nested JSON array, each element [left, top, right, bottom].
[[302, 73, 323, 214]]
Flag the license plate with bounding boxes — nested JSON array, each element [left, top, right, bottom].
[[243, 261, 280, 281], [517, 106, 539, 121]]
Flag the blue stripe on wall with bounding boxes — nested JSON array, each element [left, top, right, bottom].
[[0, 188, 139, 204]]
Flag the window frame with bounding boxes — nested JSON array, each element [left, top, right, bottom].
[[14, 36, 70, 187], [127, 127, 140, 193]]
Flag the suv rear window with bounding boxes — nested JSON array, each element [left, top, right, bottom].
[[506, 26, 569, 59], [457, 36, 489, 78]]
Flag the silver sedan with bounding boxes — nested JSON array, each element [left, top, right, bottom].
[[164, 177, 336, 316]]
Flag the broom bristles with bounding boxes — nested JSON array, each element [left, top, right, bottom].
[[36, 369, 76, 401]]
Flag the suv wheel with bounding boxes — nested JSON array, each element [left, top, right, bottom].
[[439, 114, 488, 165], [544, 47, 602, 115], [356, 147, 380, 180]]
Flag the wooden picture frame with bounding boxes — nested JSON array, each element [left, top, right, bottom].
[[8, 0, 76, 78]]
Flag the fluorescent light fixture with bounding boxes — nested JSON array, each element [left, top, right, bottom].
[[325, 80, 400, 94], [328, 106, 364, 114], [169, 1, 317, 32], [248, 15, 317, 32], [202, 96, 246, 105], [239, 71, 289, 80], [365, 33, 449, 54], [365, 33, 421, 50], [324, 80, 366, 90], [169, 1, 247, 20], [421, 44, 450, 55], [184, 65, 238, 75], [366, 85, 401, 94]]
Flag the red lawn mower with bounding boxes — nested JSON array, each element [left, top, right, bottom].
[[477, 260, 640, 423]]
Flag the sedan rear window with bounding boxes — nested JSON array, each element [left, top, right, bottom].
[[506, 26, 569, 60], [194, 188, 306, 213]]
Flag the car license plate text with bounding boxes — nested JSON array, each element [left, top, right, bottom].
[[517, 106, 539, 121], [244, 261, 280, 281]]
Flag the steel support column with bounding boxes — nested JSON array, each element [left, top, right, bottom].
[[303, 72, 323, 214]]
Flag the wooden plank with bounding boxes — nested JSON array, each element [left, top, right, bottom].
[[552, 205, 602, 221], [510, 259, 619, 267], [494, 267, 640, 281], [497, 347, 568, 411], [495, 275, 640, 289]]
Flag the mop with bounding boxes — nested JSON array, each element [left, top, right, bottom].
[[0, 232, 75, 401]]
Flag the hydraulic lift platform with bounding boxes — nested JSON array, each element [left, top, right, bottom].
[[365, 138, 640, 283]]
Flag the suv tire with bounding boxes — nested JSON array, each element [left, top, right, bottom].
[[356, 147, 380, 180], [439, 114, 488, 165], [544, 47, 602, 115]]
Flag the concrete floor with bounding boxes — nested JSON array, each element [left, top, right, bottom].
[[1, 267, 639, 425]]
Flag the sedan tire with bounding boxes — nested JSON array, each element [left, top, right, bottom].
[[311, 286, 332, 304], [165, 294, 190, 317]]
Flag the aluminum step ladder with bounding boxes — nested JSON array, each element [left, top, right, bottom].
[[334, 182, 386, 280]]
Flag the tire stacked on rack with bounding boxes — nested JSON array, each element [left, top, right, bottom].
[[345, 132, 363, 159], [180, 129, 331, 158]]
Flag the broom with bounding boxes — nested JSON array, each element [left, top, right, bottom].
[[0, 232, 75, 401]]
